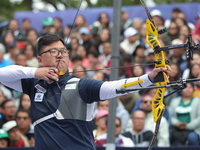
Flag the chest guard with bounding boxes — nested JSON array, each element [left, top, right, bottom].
[[55, 78, 87, 120]]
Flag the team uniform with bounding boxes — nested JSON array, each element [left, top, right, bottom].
[[0, 65, 153, 150]]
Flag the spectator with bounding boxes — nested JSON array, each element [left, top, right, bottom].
[[71, 64, 87, 79], [0, 129, 10, 148], [0, 100, 16, 128], [18, 94, 31, 110], [169, 39, 188, 76], [86, 51, 100, 78], [53, 17, 64, 38], [0, 84, 12, 101], [132, 94, 170, 147], [79, 27, 92, 52], [18, 18, 31, 42], [68, 54, 83, 72], [192, 13, 200, 43], [64, 25, 79, 45], [22, 42, 39, 67], [132, 44, 146, 64], [2, 120, 29, 147], [177, 12, 195, 30], [4, 41, 19, 64], [120, 53, 133, 78], [15, 52, 27, 67], [98, 42, 111, 68], [167, 21, 179, 42], [92, 12, 112, 35], [164, 63, 180, 106], [26, 29, 38, 49], [21, 18, 32, 34], [182, 53, 200, 79], [40, 17, 54, 36], [120, 27, 140, 55], [123, 110, 154, 147], [0, 90, 7, 107], [1, 31, 15, 52], [15, 109, 32, 144], [193, 73, 200, 98], [95, 117, 134, 147], [132, 18, 143, 32], [132, 63, 145, 77], [93, 109, 108, 138], [188, 63, 200, 79], [95, 99, 129, 133], [74, 15, 88, 31], [150, 9, 165, 27], [67, 37, 80, 57], [169, 83, 200, 146], [138, 22, 148, 47], [92, 71, 106, 81], [2, 19, 20, 40], [165, 8, 182, 28], [179, 25, 191, 38], [119, 92, 140, 115], [76, 45, 89, 67], [98, 28, 111, 54], [0, 43, 12, 68], [144, 48, 155, 74], [25, 129, 34, 147], [120, 10, 132, 36]]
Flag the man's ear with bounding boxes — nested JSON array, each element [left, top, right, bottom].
[[37, 56, 43, 67]]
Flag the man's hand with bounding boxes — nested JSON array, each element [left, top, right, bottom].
[[35, 67, 59, 82], [148, 66, 171, 82]]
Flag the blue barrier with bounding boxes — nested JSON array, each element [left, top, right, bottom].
[[0, 146, 200, 150], [14, 3, 200, 33]]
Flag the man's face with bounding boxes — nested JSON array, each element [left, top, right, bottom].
[[37, 41, 69, 73], [8, 127, 20, 142], [115, 118, 121, 137], [127, 34, 138, 44], [95, 116, 107, 130], [98, 100, 109, 110], [16, 112, 31, 129], [0, 138, 8, 148], [140, 95, 153, 113], [132, 111, 145, 133], [3, 101, 16, 119]]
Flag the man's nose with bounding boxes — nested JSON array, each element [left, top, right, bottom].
[[57, 51, 63, 57]]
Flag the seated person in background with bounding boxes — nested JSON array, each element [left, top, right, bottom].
[[2, 120, 29, 147], [0, 100, 16, 128], [95, 117, 134, 147], [169, 83, 200, 146], [93, 109, 108, 138], [119, 92, 140, 115], [123, 110, 154, 147], [15, 109, 32, 144], [0, 129, 10, 148], [94, 99, 129, 133], [26, 129, 35, 147], [130, 94, 170, 147]]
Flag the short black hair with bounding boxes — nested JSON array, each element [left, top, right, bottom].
[[37, 33, 65, 56], [1, 100, 12, 109], [16, 109, 31, 118]]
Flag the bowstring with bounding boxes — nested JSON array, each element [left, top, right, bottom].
[[56, 1, 90, 150], [69, 63, 156, 73]]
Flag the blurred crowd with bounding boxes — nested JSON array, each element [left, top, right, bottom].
[[0, 7, 200, 148]]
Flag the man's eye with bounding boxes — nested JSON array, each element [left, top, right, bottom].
[[63, 50, 68, 53], [51, 50, 57, 53]]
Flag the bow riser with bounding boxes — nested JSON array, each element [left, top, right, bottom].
[[145, 19, 168, 123]]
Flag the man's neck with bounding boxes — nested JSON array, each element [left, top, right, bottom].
[[20, 127, 30, 135]]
